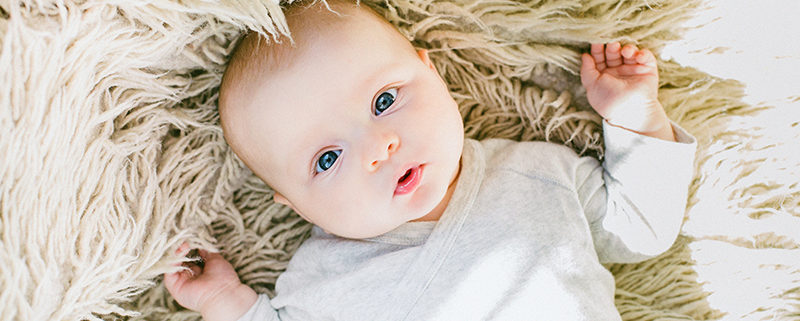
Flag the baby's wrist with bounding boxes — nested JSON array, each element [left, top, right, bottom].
[[200, 283, 258, 321], [606, 115, 675, 142], [604, 102, 675, 141]]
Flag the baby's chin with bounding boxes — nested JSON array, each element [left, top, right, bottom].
[[406, 183, 450, 223]]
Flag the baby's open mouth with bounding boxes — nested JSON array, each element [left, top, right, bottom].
[[394, 165, 423, 196], [398, 169, 412, 184]]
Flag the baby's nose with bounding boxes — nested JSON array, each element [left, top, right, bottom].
[[365, 134, 399, 171]]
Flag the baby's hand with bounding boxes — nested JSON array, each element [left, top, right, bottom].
[[164, 243, 257, 321], [580, 42, 674, 141]]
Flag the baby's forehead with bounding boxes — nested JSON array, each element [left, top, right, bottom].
[[231, 2, 401, 88], [284, 1, 387, 42], [220, 0, 415, 172]]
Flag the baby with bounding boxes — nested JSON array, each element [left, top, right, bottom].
[[164, 1, 697, 320]]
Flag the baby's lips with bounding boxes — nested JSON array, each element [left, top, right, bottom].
[[393, 162, 420, 183], [394, 165, 423, 195]]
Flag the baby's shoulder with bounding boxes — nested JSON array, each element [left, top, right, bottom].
[[478, 137, 582, 166], [474, 138, 594, 185]]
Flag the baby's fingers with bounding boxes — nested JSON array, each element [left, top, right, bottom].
[[164, 266, 191, 294], [635, 49, 657, 68], [197, 250, 239, 277], [164, 243, 199, 293], [580, 53, 600, 88], [590, 44, 606, 71], [175, 242, 191, 259], [604, 42, 623, 67], [171, 243, 202, 275], [198, 249, 225, 264], [621, 44, 638, 64]]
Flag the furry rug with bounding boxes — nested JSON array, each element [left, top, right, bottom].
[[1, 0, 797, 320]]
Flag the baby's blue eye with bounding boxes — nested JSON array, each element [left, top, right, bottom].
[[374, 88, 397, 116], [315, 150, 341, 173]]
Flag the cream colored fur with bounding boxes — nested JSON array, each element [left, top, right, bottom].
[[0, 0, 797, 320]]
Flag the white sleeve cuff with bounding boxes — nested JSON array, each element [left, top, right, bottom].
[[236, 294, 280, 321]]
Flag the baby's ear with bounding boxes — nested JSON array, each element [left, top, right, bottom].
[[416, 49, 436, 70], [272, 192, 289, 205], [273, 192, 313, 223]]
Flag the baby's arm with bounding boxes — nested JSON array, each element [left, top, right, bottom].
[[575, 43, 696, 262], [580, 42, 675, 142], [164, 243, 258, 321]]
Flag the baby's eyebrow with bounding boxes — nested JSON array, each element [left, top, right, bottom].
[[278, 131, 316, 179], [363, 68, 386, 91], [296, 138, 333, 178], [362, 62, 406, 94]]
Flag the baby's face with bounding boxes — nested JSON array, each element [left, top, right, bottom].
[[230, 14, 464, 238]]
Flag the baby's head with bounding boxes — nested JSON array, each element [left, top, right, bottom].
[[219, 0, 464, 239]]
